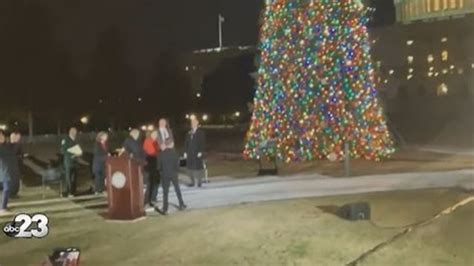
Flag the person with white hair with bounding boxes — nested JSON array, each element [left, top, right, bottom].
[[120, 129, 146, 164]]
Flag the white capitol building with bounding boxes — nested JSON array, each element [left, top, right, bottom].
[[395, 0, 474, 23]]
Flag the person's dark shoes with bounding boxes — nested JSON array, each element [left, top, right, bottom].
[[188, 183, 195, 187], [154, 207, 167, 215], [178, 204, 187, 211], [198, 183, 202, 188]]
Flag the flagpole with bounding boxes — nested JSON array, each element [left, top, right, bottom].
[[218, 14, 223, 49]]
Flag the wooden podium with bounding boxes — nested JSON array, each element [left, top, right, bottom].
[[105, 156, 145, 220]]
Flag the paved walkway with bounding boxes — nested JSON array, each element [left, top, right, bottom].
[[415, 145, 474, 156], [6, 169, 474, 215], [174, 169, 474, 211]]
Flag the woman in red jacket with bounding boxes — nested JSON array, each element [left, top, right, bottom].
[[143, 130, 159, 207]]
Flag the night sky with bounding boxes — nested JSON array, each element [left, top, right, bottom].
[[43, 0, 264, 76], [43, 0, 393, 75]]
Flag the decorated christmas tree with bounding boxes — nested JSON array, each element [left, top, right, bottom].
[[244, 0, 395, 162]]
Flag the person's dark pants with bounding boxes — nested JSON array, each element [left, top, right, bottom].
[[93, 168, 105, 193], [188, 169, 203, 187], [144, 169, 159, 205], [64, 161, 77, 196], [1, 179, 10, 210], [144, 156, 159, 205], [9, 174, 20, 197], [161, 175, 184, 213]]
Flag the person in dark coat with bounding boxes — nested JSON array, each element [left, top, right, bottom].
[[7, 132, 22, 198], [120, 129, 146, 165], [61, 127, 82, 197], [0, 130, 20, 213], [155, 140, 186, 215], [184, 117, 206, 187], [92, 131, 109, 194]]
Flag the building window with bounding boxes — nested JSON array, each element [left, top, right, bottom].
[[443, 0, 449, 9], [441, 50, 448, 61], [459, 0, 464, 8], [434, 0, 440, 11]]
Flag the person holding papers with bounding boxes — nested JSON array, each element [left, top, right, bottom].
[[61, 127, 82, 198]]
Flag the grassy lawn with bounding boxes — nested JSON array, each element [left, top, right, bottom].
[[1, 188, 473, 265]]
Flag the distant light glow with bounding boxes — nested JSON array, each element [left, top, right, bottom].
[[388, 69, 394, 75], [406, 40, 414, 46], [427, 54, 434, 63], [437, 83, 448, 96], [441, 50, 448, 61], [407, 55, 414, 64], [80, 116, 89, 125], [441, 37, 448, 43]]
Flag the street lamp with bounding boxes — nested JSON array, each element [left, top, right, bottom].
[[202, 114, 209, 122], [234, 111, 241, 117]]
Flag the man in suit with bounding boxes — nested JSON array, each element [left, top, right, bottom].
[[184, 117, 206, 187], [157, 118, 174, 151], [155, 140, 186, 215]]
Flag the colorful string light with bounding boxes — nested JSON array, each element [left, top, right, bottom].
[[244, 0, 395, 162]]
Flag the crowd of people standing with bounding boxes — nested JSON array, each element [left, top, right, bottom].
[[60, 116, 206, 215]]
